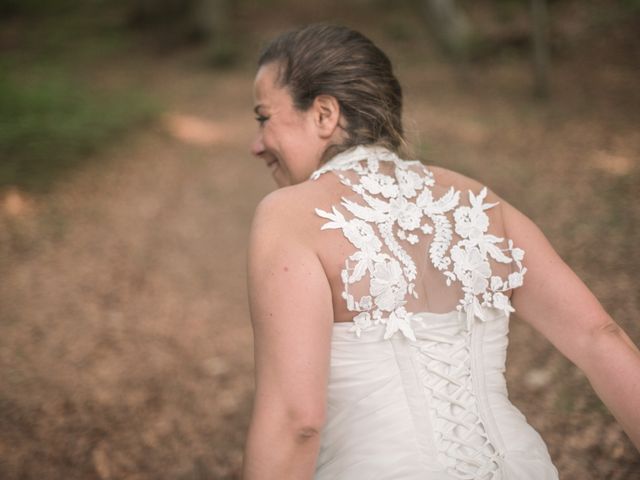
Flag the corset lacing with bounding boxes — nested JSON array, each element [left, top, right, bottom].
[[411, 323, 501, 479]]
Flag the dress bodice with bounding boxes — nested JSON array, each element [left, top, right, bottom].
[[308, 145, 558, 479], [316, 310, 558, 480]]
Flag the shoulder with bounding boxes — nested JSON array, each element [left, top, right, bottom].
[[249, 186, 304, 250], [428, 165, 539, 238], [422, 163, 508, 227], [425, 164, 551, 253], [252, 185, 302, 226], [424, 164, 500, 200], [251, 180, 328, 228], [249, 180, 332, 255]]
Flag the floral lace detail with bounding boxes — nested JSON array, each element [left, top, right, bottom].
[[311, 145, 527, 339]]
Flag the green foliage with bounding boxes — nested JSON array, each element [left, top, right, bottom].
[[619, 0, 640, 10], [0, 2, 162, 192], [0, 71, 158, 192]]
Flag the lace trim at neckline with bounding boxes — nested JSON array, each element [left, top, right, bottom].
[[309, 144, 401, 180]]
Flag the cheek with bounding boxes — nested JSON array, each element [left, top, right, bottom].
[[265, 116, 317, 164], [264, 124, 285, 147], [287, 120, 317, 149]]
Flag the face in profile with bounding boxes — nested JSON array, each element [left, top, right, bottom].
[[251, 62, 332, 187]]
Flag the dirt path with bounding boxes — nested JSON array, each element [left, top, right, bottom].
[[1, 47, 639, 479]]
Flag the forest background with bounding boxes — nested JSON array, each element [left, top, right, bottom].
[[1, 0, 639, 478]]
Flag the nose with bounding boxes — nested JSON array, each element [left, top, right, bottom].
[[250, 134, 265, 157]]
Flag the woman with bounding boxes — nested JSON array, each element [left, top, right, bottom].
[[242, 24, 640, 479]]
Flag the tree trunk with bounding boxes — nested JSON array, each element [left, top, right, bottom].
[[531, 0, 551, 98], [187, 0, 232, 41], [421, 0, 474, 59]]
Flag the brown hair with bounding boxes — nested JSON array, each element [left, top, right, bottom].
[[257, 24, 405, 160]]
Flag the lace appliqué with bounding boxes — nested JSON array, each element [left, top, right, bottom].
[[311, 146, 527, 339]]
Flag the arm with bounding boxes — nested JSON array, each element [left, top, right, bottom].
[[501, 199, 640, 450], [242, 191, 334, 480]]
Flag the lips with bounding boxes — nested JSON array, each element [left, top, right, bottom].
[[266, 159, 277, 167]]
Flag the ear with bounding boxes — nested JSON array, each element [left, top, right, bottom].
[[311, 95, 341, 139]]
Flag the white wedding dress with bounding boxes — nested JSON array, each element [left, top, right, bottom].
[[307, 145, 559, 480]]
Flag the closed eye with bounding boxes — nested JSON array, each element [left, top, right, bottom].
[[255, 114, 269, 126]]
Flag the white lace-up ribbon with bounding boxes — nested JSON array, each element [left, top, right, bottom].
[[410, 324, 502, 480]]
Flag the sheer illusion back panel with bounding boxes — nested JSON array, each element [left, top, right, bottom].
[[311, 149, 516, 331]]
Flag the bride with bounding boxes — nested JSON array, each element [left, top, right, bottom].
[[241, 24, 640, 479]]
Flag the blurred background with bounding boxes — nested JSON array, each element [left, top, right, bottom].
[[0, 0, 638, 478]]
